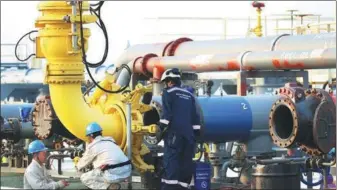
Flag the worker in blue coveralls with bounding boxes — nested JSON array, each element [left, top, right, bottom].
[[158, 68, 201, 190]]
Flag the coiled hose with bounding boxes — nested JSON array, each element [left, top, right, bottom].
[[300, 166, 324, 187]]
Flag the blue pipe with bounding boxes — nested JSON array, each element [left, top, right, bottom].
[[1, 103, 34, 119], [152, 95, 280, 143]]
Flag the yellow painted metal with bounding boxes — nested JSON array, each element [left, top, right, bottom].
[[251, 4, 263, 37], [35, 1, 157, 172]]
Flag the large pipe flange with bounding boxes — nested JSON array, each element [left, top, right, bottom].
[[270, 85, 336, 156], [269, 97, 299, 148], [32, 96, 54, 140]]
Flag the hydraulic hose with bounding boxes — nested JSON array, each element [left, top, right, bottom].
[[300, 166, 324, 187]]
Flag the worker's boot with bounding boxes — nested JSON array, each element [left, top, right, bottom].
[[107, 183, 121, 190]]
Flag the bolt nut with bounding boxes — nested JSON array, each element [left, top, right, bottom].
[[63, 15, 71, 22]]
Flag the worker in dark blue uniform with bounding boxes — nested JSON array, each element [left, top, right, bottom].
[[158, 68, 201, 190]]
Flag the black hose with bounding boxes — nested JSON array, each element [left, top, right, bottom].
[[79, 1, 108, 68], [79, 1, 132, 94], [15, 30, 38, 62], [299, 166, 324, 187], [322, 78, 336, 90]]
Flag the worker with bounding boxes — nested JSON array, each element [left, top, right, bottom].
[[159, 68, 201, 190], [76, 122, 132, 190], [24, 140, 69, 189]]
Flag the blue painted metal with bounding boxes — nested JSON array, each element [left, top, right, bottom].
[[197, 96, 253, 142], [152, 95, 280, 143], [1, 103, 34, 119]]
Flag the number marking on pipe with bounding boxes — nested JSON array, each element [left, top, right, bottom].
[[241, 103, 248, 110]]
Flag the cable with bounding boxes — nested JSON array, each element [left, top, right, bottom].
[[15, 30, 38, 62], [79, 1, 108, 68], [85, 63, 132, 93], [78, 1, 132, 93], [299, 166, 324, 186], [322, 78, 336, 90]]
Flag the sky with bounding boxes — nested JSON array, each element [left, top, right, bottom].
[[1, 1, 336, 64]]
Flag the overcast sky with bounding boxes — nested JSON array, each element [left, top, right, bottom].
[[1, 1, 336, 63]]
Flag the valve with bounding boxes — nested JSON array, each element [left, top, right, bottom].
[[252, 1, 265, 9]]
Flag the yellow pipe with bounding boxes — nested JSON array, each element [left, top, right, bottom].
[[35, 1, 126, 144], [255, 8, 263, 37], [49, 84, 124, 143]]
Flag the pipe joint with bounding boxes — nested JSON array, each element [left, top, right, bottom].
[[164, 37, 193, 56], [269, 97, 299, 148], [141, 54, 158, 78], [269, 85, 336, 156], [44, 63, 84, 84]]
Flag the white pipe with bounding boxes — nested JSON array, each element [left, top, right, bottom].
[[115, 33, 336, 69]]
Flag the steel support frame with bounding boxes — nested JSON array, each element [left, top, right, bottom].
[[236, 70, 309, 96]]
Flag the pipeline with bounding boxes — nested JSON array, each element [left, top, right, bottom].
[[1, 96, 76, 140], [1, 119, 35, 142], [116, 33, 336, 86], [128, 48, 336, 80], [250, 157, 307, 165], [1, 103, 34, 119], [151, 95, 279, 143], [28, 1, 336, 174]]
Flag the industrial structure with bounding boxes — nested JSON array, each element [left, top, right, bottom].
[[1, 1, 336, 189]]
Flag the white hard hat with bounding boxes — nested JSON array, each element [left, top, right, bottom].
[[160, 68, 181, 82]]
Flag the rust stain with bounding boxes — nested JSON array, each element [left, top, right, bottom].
[[283, 60, 305, 69], [154, 61, 166, 73], [189, 63, 197, 70], [272, 58, 305, 69], [227, 60, 240, 70], [272, 59, 282, 69]]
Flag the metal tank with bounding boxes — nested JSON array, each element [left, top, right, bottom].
[[251, 163, 301, 190]]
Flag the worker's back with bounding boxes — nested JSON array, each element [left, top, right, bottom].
[[162, 85, 199, 141], [88, 136, 128, 169]]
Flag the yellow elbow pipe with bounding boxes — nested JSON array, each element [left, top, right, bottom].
[[35, 1, 126, 144], [49, 84, 124, 143]]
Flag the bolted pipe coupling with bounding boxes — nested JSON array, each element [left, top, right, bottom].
[[269, 84, 336, 156]]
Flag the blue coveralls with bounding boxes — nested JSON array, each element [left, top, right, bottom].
[[160, 85, 201, 190]]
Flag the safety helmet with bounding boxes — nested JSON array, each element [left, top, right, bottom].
[[28, 140, 48, 154], [160, 68, 181, 82], [86, 122, 102, 136]]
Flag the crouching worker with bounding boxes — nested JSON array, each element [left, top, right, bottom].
[[24, 140, 69, 189], [76, 122, 132, 190]]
